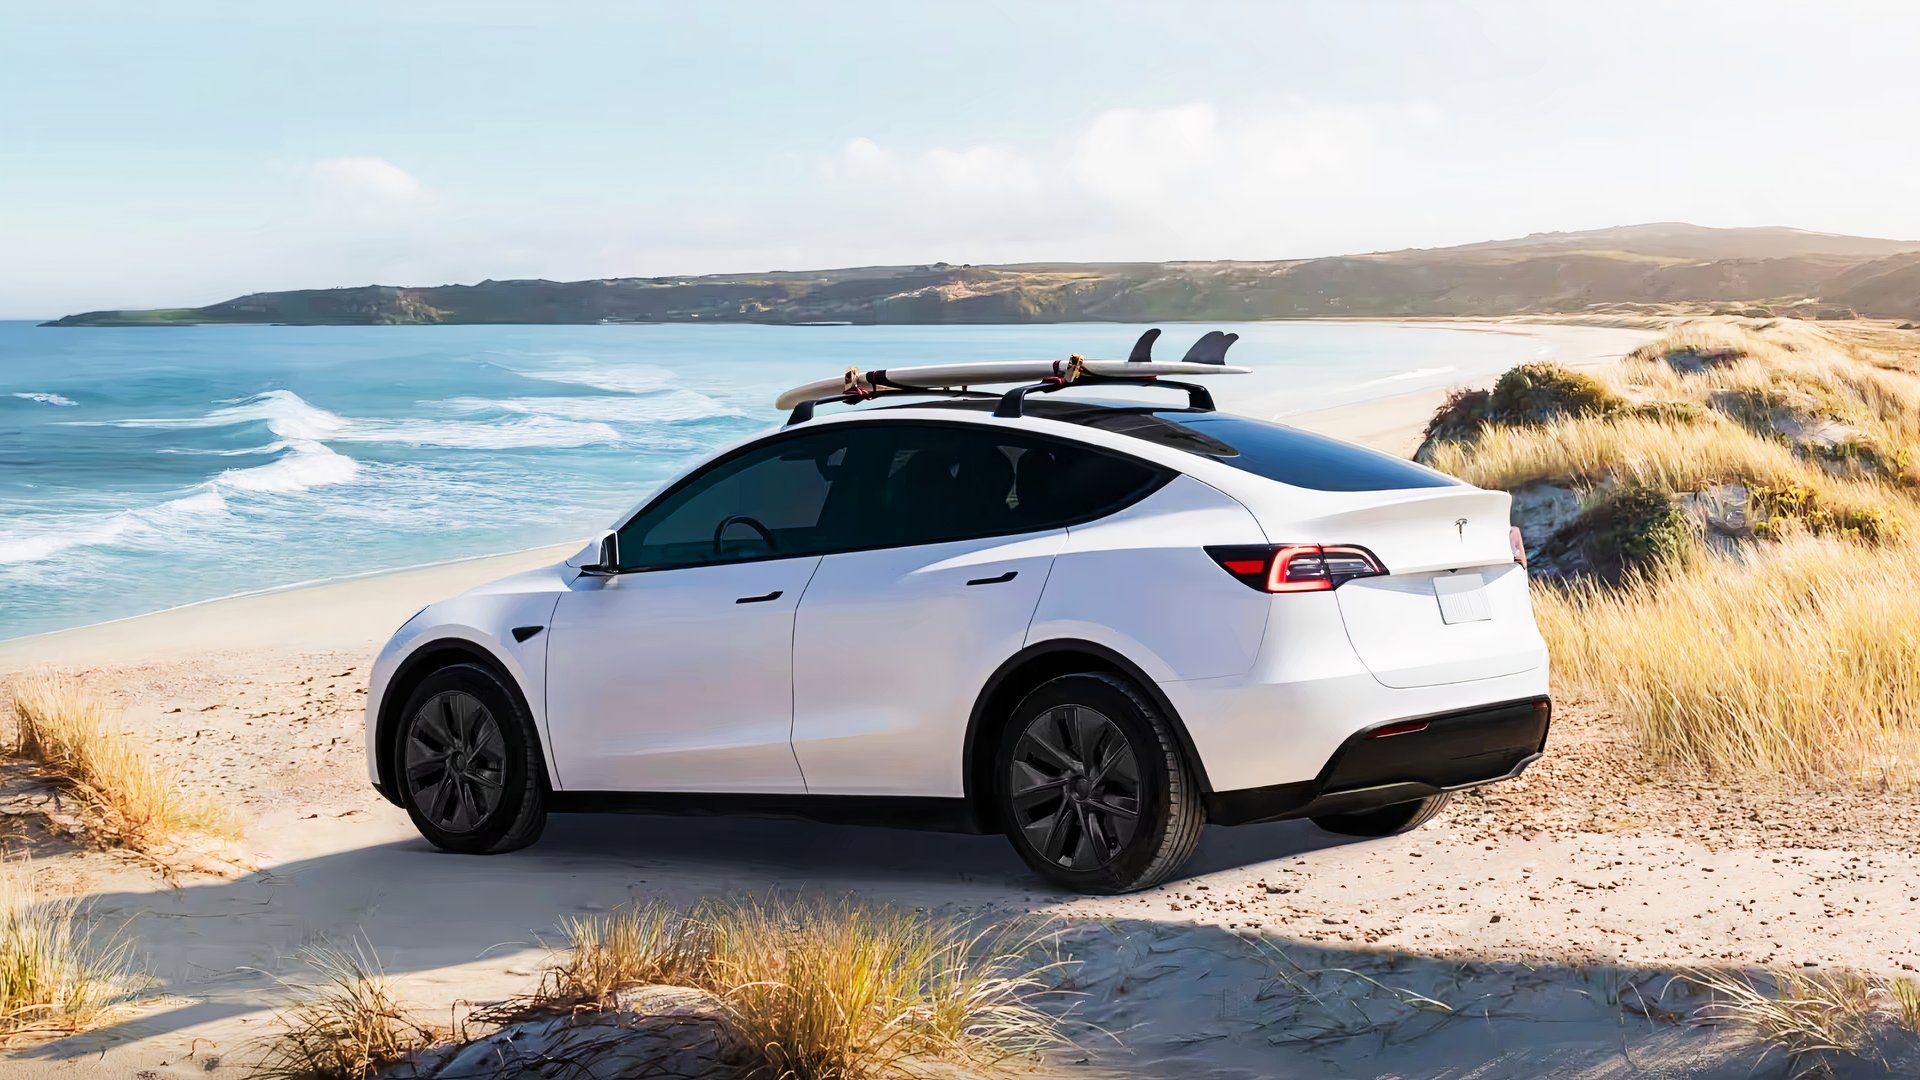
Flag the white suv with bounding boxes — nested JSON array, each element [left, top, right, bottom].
[[367, 387, 1550, 893]]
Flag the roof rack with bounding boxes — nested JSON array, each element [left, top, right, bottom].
[[784, 374, 1215, 425], [780, 328, 1243, 425], [991, 373, 1214, 418], [786, 387, 997, 425]]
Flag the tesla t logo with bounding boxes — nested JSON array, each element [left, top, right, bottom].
[[1455, 518, 1468, 538]]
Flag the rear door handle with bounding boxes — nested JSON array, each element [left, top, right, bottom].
[[735, 589, 783, 604], [966, 571, 1018, 587]]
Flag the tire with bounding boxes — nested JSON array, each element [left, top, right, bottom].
[[1311, 792, 1452, 837], [393, 662, 547, 854], [995, 672, 1204, 894]]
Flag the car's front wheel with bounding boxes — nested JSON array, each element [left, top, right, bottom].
[[996, 673, 1204, 894], [394, 662, 547, 854]]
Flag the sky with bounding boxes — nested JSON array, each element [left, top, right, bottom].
[[4, 0, 1919, 317]]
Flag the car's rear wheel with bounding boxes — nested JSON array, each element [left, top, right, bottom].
[[395, 662, 546, 854], [996, 673, 1203, 894], [1311, 792, 1452, 837]]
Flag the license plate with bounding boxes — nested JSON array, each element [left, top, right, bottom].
[[1433, 571, 1492, 624]]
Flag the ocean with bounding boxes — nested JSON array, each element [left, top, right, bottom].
[[0, 320, 1549, 640]]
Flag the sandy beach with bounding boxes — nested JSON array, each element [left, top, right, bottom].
[[16, 319, 1920, 1078]]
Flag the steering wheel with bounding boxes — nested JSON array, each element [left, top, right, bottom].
[[712, 514, 777, 554]]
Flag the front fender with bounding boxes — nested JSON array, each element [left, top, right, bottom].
[[365, 589, 563, 798]]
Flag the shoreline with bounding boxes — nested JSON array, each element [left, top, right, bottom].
[[0, 319, 1655, 669]]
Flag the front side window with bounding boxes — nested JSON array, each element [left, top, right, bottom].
[[616, 429, 851, 570]]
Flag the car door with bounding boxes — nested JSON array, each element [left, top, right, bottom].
[[545, 427, 862, 793], [790, 422, 1172, 797]]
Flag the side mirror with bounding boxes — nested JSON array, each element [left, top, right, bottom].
[[575, 530, 620, 576]]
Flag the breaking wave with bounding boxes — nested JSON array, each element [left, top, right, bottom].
[[516, 362, 675, 395], [0, 490, 231, 566], [84, 389, 621, 450], [9, 391, 78, 406], [444, 389, 739, 425]]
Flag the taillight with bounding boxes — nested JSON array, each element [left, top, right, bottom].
[[1205, 544, 1388, 593], [1509, 526, 1528, 569]]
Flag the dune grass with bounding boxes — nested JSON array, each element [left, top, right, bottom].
[[1431, 319, 1920, 780], [248, 940, 437, 1080], [541, 900, 711, 1006], [1535, 534, 1920, 779], [0, 862, 141, 1043], [538, 896, 1064, 1079], [1687, 967, 1920, 1073], [5, 673, 238, 857]]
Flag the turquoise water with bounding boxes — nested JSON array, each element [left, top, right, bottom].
[[0, 321, 1546, 639]]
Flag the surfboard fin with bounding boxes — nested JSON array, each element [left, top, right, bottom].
[[1127, 327, 1162, 362], [1181, 330, 1240, 365]]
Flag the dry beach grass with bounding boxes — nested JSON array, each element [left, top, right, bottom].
[[246, 940, 437, 1080], [539, 896, 1062, 1079], [6, 673, 239, 858], [0, 862, 141, 1044], [1432, 319, 1920, 782], [253, 898, 1064, 1080]]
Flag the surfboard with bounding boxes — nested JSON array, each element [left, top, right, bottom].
[[773, 358, 1251, 410]]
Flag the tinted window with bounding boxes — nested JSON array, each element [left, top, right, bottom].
[[851, 425, 1167, 548], [617, 429, 853, 570], [1064, 410, 1458, 491], [616, 423, 1167, 570]]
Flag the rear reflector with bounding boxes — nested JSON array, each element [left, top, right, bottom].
[[1205, 544, 1388, 593], [1365, 718, 1430, 739]]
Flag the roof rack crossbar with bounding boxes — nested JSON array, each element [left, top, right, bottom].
[[993, 373, 1214, 419], [786, 386, 998, 425]]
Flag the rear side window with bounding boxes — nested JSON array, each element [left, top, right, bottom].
[[847, 424, 1170, 548], [1072, 411, 1458, 491]]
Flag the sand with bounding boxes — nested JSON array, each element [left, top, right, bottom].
[[12, 319, 1919, 1078]]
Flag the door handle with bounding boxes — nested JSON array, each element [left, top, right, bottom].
[[966, 571, 1018, 586], [735, 589, 784, 604]]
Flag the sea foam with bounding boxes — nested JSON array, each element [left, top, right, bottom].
[[9, 391, 79, 406]]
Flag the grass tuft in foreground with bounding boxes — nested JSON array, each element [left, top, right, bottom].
[[537, 896, 1064, 1079], [0, 861, 141, 1043], [248, 940, 438, 1080], [1687, 967, 1920, 1073], [6, 673, 239, 856], [541, 900, 712, 1007]]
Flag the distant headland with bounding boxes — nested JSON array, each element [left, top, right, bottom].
[[43, 222, 1920, 327]]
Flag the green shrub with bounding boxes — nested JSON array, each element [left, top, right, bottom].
[[1417, 387, 1492, 454], [1418, 364, 1623, 458], [1751, 483, 1903, 543], [1488, 362, 1625, 421], [1566, 482, 1694, 576]]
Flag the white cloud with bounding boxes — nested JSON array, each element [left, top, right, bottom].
[[1070, 101, 1383, 217], [812, 100, 1435, 261], [305, 156, 425, 200], [824, 137, 1038, 200]]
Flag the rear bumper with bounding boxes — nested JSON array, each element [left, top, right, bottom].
[[1205, 696, 1551, 826]]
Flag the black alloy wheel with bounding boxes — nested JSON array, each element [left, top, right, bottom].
[[393, 662, 547, 854], [1008, 704, 1142, 871], [404, 689, 508, 833], [996, 672, 1204, 894]]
